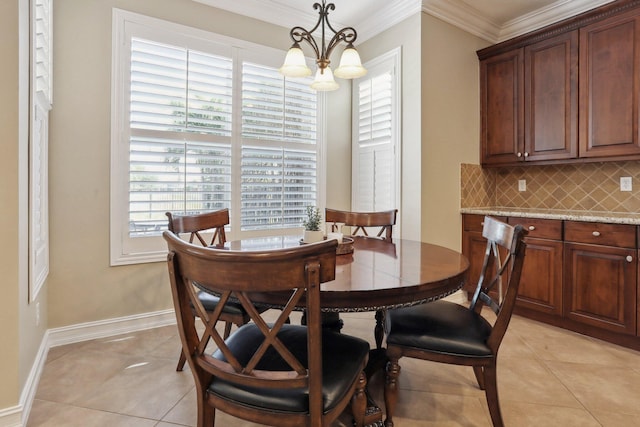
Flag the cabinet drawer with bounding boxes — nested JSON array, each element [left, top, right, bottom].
[[463, 214, 507, 232], [564, 221, 636, 248], [507, 217, 562, 240]]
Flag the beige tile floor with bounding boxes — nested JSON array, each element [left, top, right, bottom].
[[28, 293, 640, 426]]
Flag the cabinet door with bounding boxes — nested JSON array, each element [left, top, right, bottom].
[[524, 30, 578, 161], [564, 242, 637, 335], [462, 230, 489, 295], [508, 218, 563, 315], [480, 49, 523, 165], [516, 238, 563, 315], [579, 12, 640, 158]]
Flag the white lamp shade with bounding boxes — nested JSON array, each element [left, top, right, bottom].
[[279, 46, 312, 77], [334, 47, 367, 79], [310, 67, 339, 91]]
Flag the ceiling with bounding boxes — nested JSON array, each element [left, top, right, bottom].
[[194, 0, 614, 43]]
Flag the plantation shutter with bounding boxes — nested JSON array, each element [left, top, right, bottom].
[[128, 38, 233, 236], [241, 62, 317, 230], [34, 0, 52, 104], [112, 11, 323, 264], [354, 70, 394, 211], [29, 0, 53, 300]]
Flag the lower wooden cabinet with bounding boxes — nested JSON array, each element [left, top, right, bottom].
[[508, 217, 563, 316], [564, 221, 637, 335], [462, 213, 640, 350]]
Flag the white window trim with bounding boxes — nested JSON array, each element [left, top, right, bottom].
[[110, 9, 326, 265], [351, 47, 402, 236], [29, 0, 52, 301]]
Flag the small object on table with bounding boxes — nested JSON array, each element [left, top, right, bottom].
[[336, 236, 354, 255], [300, 235, 354, 255], [327, 232, 343, 243]]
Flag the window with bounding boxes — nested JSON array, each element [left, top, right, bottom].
[[241, 62, 319, 230], [29, 0, 52, 301], [352, 48, 400, 218], [111, 10, 323, 265]]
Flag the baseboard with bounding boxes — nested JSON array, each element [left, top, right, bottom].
[[48, 309, 176, 348], [1, 309, 176, 427], [14, 328, 50, 427], [0, 405, 22, 427]]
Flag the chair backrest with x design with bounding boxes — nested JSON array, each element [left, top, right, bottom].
[[469, 216, 527, 348], [325, 208, 398, 242], [166, 209, 228, 247], [164, 232, 369, 427]]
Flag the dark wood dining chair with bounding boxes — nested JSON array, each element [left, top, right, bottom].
[[325, 208, 398, 242], [164, 232, 370, 427], [326, 208, 398, 350], [166, 209, 264, 371], [383, 216, 527, 427]]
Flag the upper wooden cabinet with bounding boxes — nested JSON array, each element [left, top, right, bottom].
[[480, 49, 523, 165], [480, 32, 578, 165], [525, 31, 578, 162], [478, 0, 640, 166], [579, 10, 640, 158]]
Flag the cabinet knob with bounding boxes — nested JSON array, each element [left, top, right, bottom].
[[528, 225, 536, 231], [517, 152, 522, 158], [592, 231, 601, 237], [524, 152, 530, 158], [627, 255, 633, 263]]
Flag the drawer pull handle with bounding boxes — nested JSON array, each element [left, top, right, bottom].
[[627, 255, 633, 263], [592, 231, 601, 237], [528, 226, 536, 231], [517, 152, 522, 158]]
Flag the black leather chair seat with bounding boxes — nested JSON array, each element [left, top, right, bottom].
[[209, 324, 370, 413], [196, 290, 245, 316], [386, 300, 493, 357]]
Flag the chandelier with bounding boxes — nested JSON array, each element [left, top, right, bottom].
[[279, 1, 367, 91]]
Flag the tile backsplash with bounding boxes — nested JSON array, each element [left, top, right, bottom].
[[461, 162, 640, 213]]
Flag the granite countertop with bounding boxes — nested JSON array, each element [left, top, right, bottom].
[[460, 207, 640, 225]]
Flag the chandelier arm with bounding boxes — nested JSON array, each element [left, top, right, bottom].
[[290, 26, 321, 60], [325, 27, 358, 60]]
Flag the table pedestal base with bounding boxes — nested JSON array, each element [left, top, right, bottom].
[[361, 348, 387, 427], [362, 393, 384, 427]]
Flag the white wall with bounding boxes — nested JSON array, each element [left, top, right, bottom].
[[420, 13, 490, 250], [357, 14, 423, 240], [0, 0, 22, 410], [358, 12, 488, 249]]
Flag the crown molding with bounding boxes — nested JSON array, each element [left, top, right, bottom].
[[498, 0, 615, 41], [355, 0, 422, 43], [422, 0, 616, 44], [422, 0, 501, 42]]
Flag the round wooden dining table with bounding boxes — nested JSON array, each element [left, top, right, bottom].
[[223, 235, 469, 311], [219, 235, 469, 427]]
